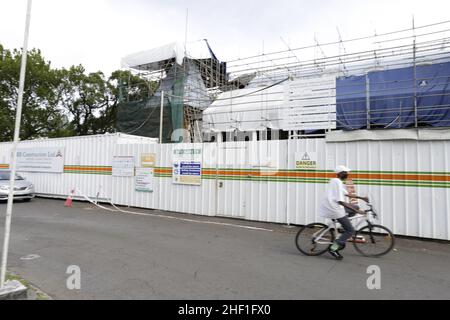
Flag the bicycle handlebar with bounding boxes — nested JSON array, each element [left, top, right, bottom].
[[364, 203, 378, 219]]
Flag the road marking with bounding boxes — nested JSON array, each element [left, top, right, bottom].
[[20, 254, 40, 260], [110, 203, 274, 232], [78, 192, 274, 232]]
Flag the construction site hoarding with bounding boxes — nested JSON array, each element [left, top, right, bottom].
[[0, 133, 157, 201], [1, 133, 449, 241], [111, 138, 450, 241]]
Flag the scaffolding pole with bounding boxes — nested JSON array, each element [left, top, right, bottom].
[[413, 16, 419, 128], [159, 91, 164, 143]]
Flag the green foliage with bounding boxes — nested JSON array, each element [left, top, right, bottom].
[[111, 69, 159, 103], [58, 66, 114, 135], [0, 43, 157, 142], [0, 44, 68, 141]]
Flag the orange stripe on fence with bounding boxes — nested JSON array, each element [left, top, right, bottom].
[[21, 165, 446, 182], [201, 169, 450, 182], [155, 169, 171, 174], [5, 163, 445, 183], [351, 173, 450, 182], [64, 166, 111, 172]]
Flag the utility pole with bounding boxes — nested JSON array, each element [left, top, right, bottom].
[[1, 0, 33, 289]]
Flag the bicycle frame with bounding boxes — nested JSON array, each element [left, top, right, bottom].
[[313, 206, 377, 245]]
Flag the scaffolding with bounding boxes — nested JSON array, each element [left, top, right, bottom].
[[118, 20, 450, 143], [203, 19, 450, 140], [118, 40, 226, 143]]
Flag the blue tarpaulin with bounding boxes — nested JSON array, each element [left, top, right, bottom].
[[336, 61, 450, 130], [336, 75, 367, 130]]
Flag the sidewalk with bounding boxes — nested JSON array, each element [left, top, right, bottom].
[[3, 272, 52, 300]]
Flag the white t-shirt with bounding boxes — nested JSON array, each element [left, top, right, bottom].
[[319, 178, 348, 219]]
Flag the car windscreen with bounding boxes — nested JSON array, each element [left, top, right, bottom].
[[0, 172, 24, 180]]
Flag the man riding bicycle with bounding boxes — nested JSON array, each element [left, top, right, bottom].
[[318, 165, 368, 260]]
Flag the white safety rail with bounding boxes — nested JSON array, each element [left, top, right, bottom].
[[281, 76, 337, 131]]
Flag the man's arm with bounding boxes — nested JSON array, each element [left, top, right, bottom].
[[338, 201, 366, 215], [347, 194, 369, 203]]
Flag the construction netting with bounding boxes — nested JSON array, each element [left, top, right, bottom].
[[117, 51, 216, 142], [116, 94, 174, 143]]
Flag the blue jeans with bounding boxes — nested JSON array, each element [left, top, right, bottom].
[[335, 204, 359, 247]]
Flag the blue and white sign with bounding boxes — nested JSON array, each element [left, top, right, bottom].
[[173, 146, 202, 185]]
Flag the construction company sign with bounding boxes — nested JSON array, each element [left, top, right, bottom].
[[172, 146, 202, 186], [16, 147, 65, 173], [295, 151, 317, 170]]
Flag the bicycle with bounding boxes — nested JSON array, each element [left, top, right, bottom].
[[295, 202, 395, 257]]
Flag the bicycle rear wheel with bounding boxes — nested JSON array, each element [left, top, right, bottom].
[[295, 223, 335, 256], [353, 224, 395, 257]]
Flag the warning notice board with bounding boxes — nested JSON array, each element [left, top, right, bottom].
[[295, 152, 317, 170], [172, 147, 202, 186]]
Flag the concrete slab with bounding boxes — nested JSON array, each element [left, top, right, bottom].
[[0, 280, 28, 300]]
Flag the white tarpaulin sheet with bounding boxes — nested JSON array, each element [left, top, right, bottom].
[[326, 128, 450, 141], [203, 76, 337, 132], [121, 40, 216, 70], [184, 60, 211, 110], [202, 84, 287, 132]]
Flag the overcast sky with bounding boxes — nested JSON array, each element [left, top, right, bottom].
[[1, 0, 450, 75]]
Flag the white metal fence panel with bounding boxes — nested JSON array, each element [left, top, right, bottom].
[[108, 138, 450, 240], [0, 134, 156, 200], [111, 143, 160, 209], [216, 141, 247, 218], [245, 140, 288, 223], [285, 139, 450, 240], [1, 134, 449, 240], [158, 143, 216, 216]]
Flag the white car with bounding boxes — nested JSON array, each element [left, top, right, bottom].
[[0, 171, 35, 201]]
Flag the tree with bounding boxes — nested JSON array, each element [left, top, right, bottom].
[[0, 44, 68, 141], [0, 43, 158, 141], [110, 69, 158, 103], [58, 66, 113, 135], [58, 68, 158, 136]]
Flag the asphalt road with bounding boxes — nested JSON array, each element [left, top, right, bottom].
[[0, 198, 449, 300]]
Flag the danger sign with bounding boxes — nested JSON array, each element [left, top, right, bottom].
[[295, 152, 317, 169]]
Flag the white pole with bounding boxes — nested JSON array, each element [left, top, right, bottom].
[[159, 90, 164, 144], [0, 0, 33, 289]]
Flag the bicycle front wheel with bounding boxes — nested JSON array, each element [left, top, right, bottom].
[[353, 224, 395, 257], [295, 223, 335, 256]]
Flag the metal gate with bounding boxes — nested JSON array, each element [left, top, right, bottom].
[[215, 141, 248, 218]]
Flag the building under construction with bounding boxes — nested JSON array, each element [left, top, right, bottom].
[[117, 40, 227, 143], [118, 21, 450, 143]]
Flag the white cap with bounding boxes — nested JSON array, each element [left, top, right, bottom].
[[334, 165, 351, 173]]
